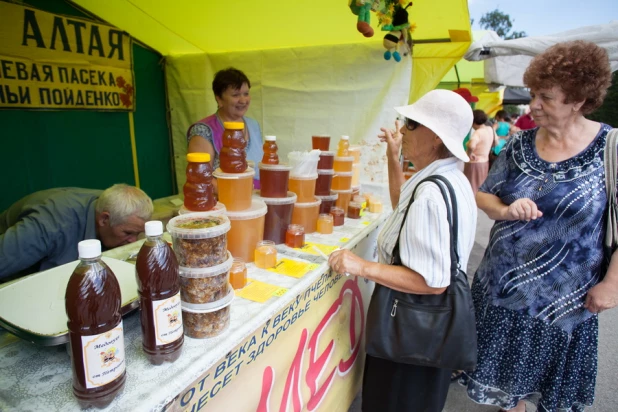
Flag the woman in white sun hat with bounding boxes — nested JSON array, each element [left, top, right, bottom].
[[329, 89, 477, 411]]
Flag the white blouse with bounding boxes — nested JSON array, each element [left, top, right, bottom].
[[377, 157, 477, 288]]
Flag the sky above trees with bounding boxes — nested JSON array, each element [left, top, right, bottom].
[[468, 0, 617, 37]]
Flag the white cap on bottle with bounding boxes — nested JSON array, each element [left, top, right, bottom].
[[341, 135, 350, 140], [145, 220, 163, 236], [78, 239, 101, 259], [265, 135, 277, 141]]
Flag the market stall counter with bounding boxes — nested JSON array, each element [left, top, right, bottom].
[[0, 207, 388, 411]]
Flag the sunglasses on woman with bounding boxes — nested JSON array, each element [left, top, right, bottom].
[[404, 118, 420, 131]]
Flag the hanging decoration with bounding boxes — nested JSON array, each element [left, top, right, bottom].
[[378, 1, 414, 62], [348, 0, 416, 62]]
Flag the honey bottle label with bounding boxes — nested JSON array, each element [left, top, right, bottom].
[[152, 293, 183, 345], [81, 322, 126, 389]]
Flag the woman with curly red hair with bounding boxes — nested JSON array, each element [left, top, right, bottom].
[[461, 41, 616, 412]]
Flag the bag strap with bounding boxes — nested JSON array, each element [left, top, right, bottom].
[[604, 128, 618, 249], [392, 175, 461, 276]]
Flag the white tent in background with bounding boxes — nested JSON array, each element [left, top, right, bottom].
[[464, 22, 618, 87]]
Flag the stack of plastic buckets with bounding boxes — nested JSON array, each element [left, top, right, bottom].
[[167, 213, 234, 339], [289, 152, 322, 234], [314, 146, 339, 215], [332, 151, 354, 216], [256, 162, 297, 244], [214, 167, 267, 263]]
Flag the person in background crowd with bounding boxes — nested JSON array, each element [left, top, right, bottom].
[[493, 109, 511, 137], [515, 106, 537, 130], [464, 109, 495, 193], [491, 110, 516, 156], [0, 184, 153, 282], [187, 67, 263, 190], [329, 89, 477, 412], [461, 40, 616, 412]]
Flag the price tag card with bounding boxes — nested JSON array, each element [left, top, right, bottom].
[[296, 242, 340, 256], [235, 279, 288, 303], [339, 237, 350, 243], [267, 258, 320, 279]]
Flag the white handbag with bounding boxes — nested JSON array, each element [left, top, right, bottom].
[[603, 128, 618, 253]]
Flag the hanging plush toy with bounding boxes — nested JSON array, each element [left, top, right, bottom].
[[349, 0, 381, 37], [381, 1, 413, 62]]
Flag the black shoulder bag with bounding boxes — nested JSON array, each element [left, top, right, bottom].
[[365, 175, 477, 371]]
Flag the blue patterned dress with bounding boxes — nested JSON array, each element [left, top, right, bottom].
[[463, 124, 612, 412]]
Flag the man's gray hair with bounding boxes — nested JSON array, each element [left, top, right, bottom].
[[96, 184, 153, 226]]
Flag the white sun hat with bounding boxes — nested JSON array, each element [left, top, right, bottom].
[[395, 89, 473, 162]]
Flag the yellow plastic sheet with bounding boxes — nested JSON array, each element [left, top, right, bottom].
[[73, 0, 471, 56]]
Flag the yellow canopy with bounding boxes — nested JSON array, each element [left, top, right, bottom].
[[73, 0, 471, 101], [437, 31, 503, 116]]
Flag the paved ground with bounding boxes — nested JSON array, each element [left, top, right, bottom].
[[349, 209, 618, 411]]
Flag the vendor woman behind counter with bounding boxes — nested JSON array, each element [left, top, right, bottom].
[[187, 67, 263, 190], [0, 184, 152, 282]]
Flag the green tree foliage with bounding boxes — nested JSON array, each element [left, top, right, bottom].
[[589, 73, 618, 126], [479, 9, 527, 39]]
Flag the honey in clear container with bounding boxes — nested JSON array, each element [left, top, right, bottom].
[[315, 169, 334, 196], [348, 201, 362, 219], [316, 193, 338, 214], [330, 207, 345, 226], [317, 214, 333, 234], [230, 258, 247, 289], [331, 172, 353, 191], [333, 189, 352, 215], [333, 157, 354, 173], [136, 221, 183, 365], [184, 153, 215, 212], [369, 200, 383, 213], [291, 198, 321, 233], [312, 135, 331, 151], [337, 135, 350, 157], [65, 240, 125, 409], [262, 193, 296, 244], [255, 240, 277, 269], [259, 164, 291, 198], [289, 175, 318, 203], [220, 121, 247, 173], [226, 200, 267, 262], [285, 224, 305, 248], [349, 146, 361, 163], [213, 168, 255, 211], [318, 151, 335, 169], [261, 135, 279, 165]]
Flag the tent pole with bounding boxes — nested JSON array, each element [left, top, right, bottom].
[[454, 64, 461, 88], [128, 112, 141, 188]]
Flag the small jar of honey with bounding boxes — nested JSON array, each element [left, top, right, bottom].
[[285, 224, 305, 248]]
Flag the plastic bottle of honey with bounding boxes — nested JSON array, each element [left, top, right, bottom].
[[184, 153, 215, 211], [220, 121, 247, 173], [65, 239, 126, 408], [136, 221, 183, 365], [337, 135, 350, 157], [261, 135, 279, 165]]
